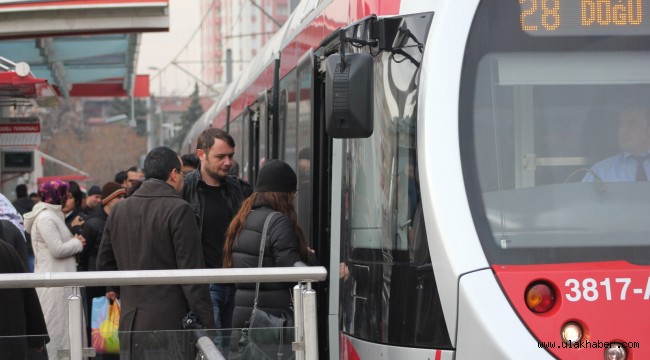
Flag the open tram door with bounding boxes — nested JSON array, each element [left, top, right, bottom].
[[298, 48, 334, 360], [319, 12, 452, 359], [250, 47, 333, 358]]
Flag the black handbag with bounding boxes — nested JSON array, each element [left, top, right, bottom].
[[238, 212, 295, 360]]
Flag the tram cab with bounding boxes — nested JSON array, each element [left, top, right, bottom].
[[417, 1, 650, 359], [329, 0, 650, 359], [190, 0, 650, 358]]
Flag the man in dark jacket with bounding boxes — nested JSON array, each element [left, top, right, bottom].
[[82, 185, 102, 215], [80, 182, 125, 354], [12, 184, 35, 271], [182, 128, 252, 352], [97, 146, 216, 360], [80, 182, 125, 272], [0, 239, 49, 359], [12, 184, 34, 215]]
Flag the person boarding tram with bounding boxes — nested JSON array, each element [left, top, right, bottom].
[[182, 128, 252, 354]]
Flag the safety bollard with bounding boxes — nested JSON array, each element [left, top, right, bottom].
[[68, 287, 84, 360], [303, 282, 318, 359], [293, 283, 306, 360]]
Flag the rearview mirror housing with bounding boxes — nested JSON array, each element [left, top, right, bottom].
[[325, 53, 374, 138]]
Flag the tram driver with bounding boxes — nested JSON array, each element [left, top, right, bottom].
[[583, 106, 650, 182]]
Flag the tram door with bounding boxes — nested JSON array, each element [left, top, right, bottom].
[[276, 49, 331, 357], [324, 11, 450, 354], [276, 50, 317, 249], [296, 51, 315, 248]]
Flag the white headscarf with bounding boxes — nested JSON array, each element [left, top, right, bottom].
[[0, 193, 26, 240]]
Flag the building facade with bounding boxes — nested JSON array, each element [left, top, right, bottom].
[[201, 0, 294, 87]]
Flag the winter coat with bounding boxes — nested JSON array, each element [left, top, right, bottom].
[[24, 201, 83, 360], [79, 205, 112, 345], [230, 206, 306, 330], [96, 179, 216, 360], [79, 205, 107, 272], [0, 239, 49, 359], [182, 169, 252, 235], [64, 208, 85, 236], [0, 219, 28, 269], [12, 197, 34, 215]]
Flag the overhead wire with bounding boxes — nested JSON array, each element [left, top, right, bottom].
[[153, 0, 284, 93], [151, 0, 219, 82]]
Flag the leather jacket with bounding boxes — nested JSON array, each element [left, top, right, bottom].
[[182, 168, 252, 231]]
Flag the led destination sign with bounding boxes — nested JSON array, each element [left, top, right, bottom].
[[519, 0, 650, 35]]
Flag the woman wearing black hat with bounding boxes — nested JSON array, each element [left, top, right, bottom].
[[223, 159, 314, 359]]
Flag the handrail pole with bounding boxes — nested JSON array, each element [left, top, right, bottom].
[[303, 281, 318, 359], [293, 283, 305, 360], [0, 268, 328, 359], [68, 286, 84, 360], [0, 266, 328, 288]]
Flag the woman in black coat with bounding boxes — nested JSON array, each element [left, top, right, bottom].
[[223, 160, 313, 359]]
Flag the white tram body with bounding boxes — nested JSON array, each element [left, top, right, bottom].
[[188, 0, 650, 359]]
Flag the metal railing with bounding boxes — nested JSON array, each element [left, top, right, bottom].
[[0, 266, 327, 360]]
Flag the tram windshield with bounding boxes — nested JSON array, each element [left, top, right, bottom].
[[463, 2, 650, 264]]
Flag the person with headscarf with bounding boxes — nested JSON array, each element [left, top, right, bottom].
[[24, 180, 86, 360], [0, 193, 28, 268]]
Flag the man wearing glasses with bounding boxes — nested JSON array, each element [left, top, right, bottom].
[[97, 146, 215, 359]]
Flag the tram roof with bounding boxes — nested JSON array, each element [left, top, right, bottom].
[[0, 0, 169, 98]]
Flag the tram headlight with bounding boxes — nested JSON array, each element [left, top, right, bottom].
[[605, 342, 626, 360], [525, 282, 556, 313], [561, 322, 583, 344]]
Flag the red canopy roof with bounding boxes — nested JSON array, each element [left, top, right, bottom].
[[0, 71, 56, 100]]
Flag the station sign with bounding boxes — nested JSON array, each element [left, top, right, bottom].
[[0, 117, 41, 148]]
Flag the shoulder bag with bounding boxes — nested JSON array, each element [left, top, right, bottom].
[[238, 211, 295, 360]]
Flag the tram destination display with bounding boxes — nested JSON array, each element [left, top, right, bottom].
[[519, 0, 650, 35]]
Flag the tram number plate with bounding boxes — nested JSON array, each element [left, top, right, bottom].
[[565, 277, 650, 302]]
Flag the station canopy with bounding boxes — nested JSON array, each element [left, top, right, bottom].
[[0, 0, 169, 98]]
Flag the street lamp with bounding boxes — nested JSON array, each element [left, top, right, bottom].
[[147, 66, 163, 97], [147, 66, 164, 149]]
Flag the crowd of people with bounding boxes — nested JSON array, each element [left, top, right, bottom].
[[0, 128, 314, 360]]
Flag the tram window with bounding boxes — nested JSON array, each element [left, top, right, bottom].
[[241, 109, 250, 182], [258, 91, 269, 167], [229, 116, 243, 169], [280, 73, 298, 166], [472, 52, 650, 250]]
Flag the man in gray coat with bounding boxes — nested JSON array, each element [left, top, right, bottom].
[[97, 146, 216, 359]]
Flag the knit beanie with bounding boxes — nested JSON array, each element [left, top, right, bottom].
[[101, 181, 126, 205], [255, 159, 297, 193], [87, 185, 101, 196]]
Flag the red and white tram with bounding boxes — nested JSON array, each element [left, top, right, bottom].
[[187, 0, 650, 359]]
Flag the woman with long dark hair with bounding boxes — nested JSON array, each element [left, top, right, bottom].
[[223, 159, 314, 358], [63, 180, 85, 236]]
